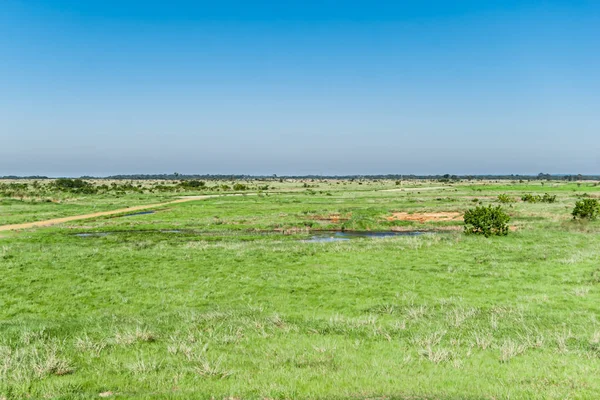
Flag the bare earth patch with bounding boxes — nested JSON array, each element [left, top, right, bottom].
[[391, 225, 462, 232], [387, 212, 463, 223]]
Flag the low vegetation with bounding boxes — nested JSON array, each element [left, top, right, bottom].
[[1, 179, 600, 398], [572, 198, 600, 220], [497, 193, 515, 203], [521, 193, 557, 203], [463, 205, 510, 237]]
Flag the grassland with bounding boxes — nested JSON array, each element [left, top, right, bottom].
[[1, 179, 600, 399]]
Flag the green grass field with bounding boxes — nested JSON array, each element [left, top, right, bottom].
[[2, 179, 600, 399]]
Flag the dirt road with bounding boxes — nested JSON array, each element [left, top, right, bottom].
[[0, 195, 222, 232], [380, 187, 447, 192]]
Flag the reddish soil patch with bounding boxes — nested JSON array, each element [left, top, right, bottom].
[[390, 224, 519, 232], [390, 226, 462, 232], [387, 212, 463, 223]]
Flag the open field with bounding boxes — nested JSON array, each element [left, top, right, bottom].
[[2, 179, 600, 399]]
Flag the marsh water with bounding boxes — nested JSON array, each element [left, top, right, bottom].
[[303, 231, 428, 242], [74, 229, 431, 240], [122, 211, 156, 217]]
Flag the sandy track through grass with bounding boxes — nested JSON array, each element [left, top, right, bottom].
[[0, 195, 225, 232], [380, 186, 447, 192]]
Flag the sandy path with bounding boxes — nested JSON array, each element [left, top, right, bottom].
[[0, 195, 226, 232], [380, 187, 448, 192]]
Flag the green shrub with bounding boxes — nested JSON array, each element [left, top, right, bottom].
[[521, 194, 541, 203], [521, 193, 556, 203], [572, 199, 600, 220], [233, 183, 248, 191], [53, 178, 97, 194], [179, 180, 206, 189], [541, 193, 556, 203], [497, 194, 515, 203], [464, 205, 510, 237]]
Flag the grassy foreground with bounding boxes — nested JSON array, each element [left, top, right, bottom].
[[1, 180, 600, 399]]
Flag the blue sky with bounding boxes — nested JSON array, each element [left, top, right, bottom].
[[1, 1, 599, 176]]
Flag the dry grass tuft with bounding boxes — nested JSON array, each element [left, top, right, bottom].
[[499, 340, 527, 362], [194, 357, 233, 379], [114, 328, 157, 345]]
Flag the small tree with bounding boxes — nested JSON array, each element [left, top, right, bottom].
[[572, 199, 600, 220], [464, 205, 510, 237]]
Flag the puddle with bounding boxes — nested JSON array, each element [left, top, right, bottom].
[[72, 229, 433, 241], [122, 211, 156, 217], [303, 231, 428, 243], [74, 233, 110, 237]]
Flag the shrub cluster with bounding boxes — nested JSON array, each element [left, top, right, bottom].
[[464, 205, 510, 237], [179, 180, 206, 189], [497, 194, 515, 203], [521, 193, 556, 203], [53, 179, 97, 194], [572, 199, 600, 220]]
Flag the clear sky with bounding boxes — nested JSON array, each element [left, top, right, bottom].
[[2, 0, 599, 176]]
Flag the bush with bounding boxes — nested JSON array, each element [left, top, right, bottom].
[[179, 180, 206, 189], [572, 199, 600, 220], [521, 194, 540, 203], [464, 205, 510, 237], [497, 194, 515, 203], [541, 193, 556, 203], [53, 178, 97, 194], [521, 193, 556, 203], [232, 183, 248, 191]]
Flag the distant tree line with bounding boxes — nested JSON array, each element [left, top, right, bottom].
[[2, 173, 599, 181]]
